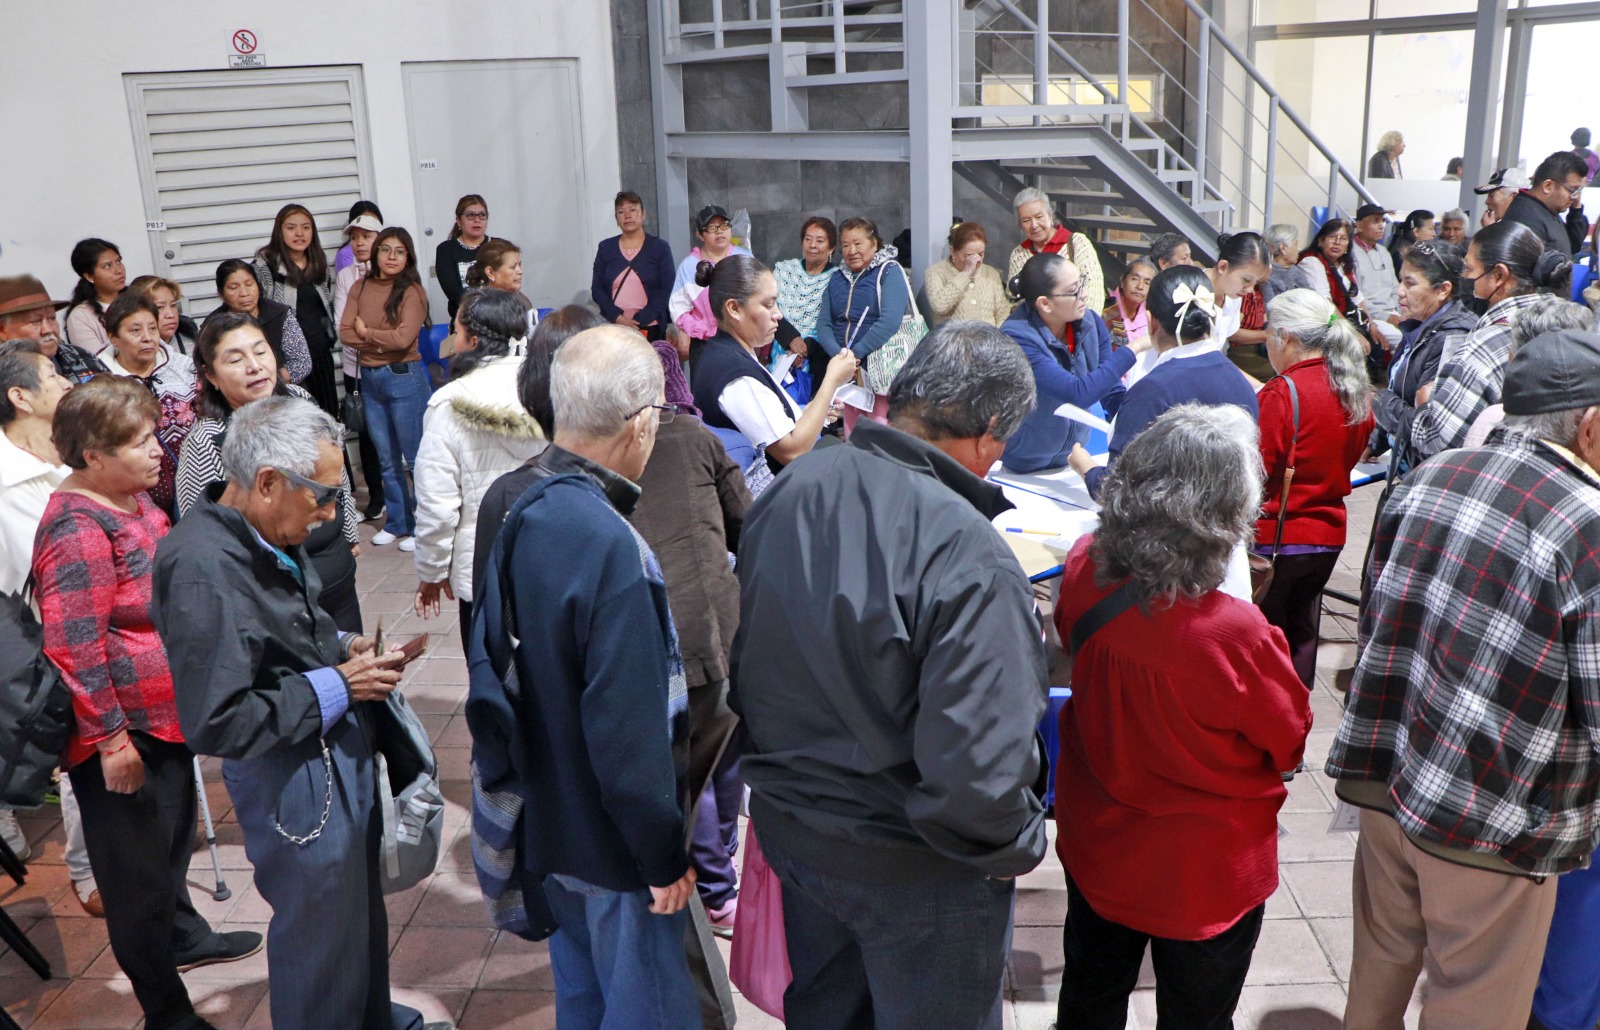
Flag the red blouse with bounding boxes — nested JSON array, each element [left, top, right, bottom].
[[32, 491, 183, 767], [1256, 357, 1375, 548], [1052, 538, 1311, 940]]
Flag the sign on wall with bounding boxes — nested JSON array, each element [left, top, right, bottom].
[[228, 29, 265, 68]]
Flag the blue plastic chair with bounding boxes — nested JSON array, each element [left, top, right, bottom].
[[419, 323, 450, 383], [1038, 687, 1072, 809], [1571, 255, 1595, 303]]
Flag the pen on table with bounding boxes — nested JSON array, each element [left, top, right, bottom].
[[1004, 527, 1061, 537]]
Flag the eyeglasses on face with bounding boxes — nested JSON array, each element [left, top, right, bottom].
[[1049, 283, 1084, 300], [625, 403, 678, 425], [462, 211, 488, 220], [274, 467, 342, 507]]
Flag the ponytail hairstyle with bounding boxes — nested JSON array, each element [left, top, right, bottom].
[[449, 194, 488, 241], [69, 238, 121, 311], [1470, 220, 1572, 298], [345, 200, 383, 232], [465, 239, 521, 288], [1265, 288, 1372, 424], [1214, 230, 1270, 271], [449, 288, 531, 380], [695, 253, 770, 325], [1008, 252, 1070, 312], [1146, 265, 1217, 344], [368, 227, 424, 325]]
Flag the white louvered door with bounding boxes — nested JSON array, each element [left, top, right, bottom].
[[124, 67, 376, 316]]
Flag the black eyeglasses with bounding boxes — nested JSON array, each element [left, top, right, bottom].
[[625, 403, 678, 425], [274, 467, 342, 507]]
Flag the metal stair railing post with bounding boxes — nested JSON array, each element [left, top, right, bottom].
[[1195, 6, 1209, 208], [1117, 0, 1130, 143], [1265, 95, 1279, 228]]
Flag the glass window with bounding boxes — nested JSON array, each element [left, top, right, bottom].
[[1252, 35, 1371, 217], [1254, 0, 1371, 24], [1520, 19, 1600, 220], [1367, 31, 1474, 183], [1373, 0, 1475, 14]]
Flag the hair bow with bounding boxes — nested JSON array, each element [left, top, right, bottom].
[[508, 335, 529, 357], [1169, 281, 1219, 331]]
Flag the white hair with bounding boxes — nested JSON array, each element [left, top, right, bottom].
[[1265, 289, 1372, 424], [1264, 223, 1300, 260], [549, 325, 665, 440], [221, 395, 343, 485], [1013, 186, 1052, 214], [1441, 209, 1468, 226], [1378, 129, 1404, 153]]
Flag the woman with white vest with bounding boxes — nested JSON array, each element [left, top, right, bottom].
[[411, 288, 546, 635]]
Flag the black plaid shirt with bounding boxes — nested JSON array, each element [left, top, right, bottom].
[[1327, 426, 1600, 875]]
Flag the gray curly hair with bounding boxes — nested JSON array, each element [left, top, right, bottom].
[[1090, 404, 1261, 609]]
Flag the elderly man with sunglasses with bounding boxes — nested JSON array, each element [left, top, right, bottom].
[[152, 396, 450, 1030]]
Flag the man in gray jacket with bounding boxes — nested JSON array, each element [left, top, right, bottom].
[[731, 320, 1048, 1030]]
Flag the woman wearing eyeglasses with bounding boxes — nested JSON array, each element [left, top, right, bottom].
[[176, 312, 363, 632], [999, 251, 1154, 474], [436, 194, 492, 319]]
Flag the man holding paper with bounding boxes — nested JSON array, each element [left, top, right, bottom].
[[1000, 253, 1153, 473]]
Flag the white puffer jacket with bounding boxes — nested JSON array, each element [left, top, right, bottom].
[[412, 354, 546, 601]]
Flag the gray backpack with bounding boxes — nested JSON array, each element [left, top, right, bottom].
[[369, 689, 446, 894]]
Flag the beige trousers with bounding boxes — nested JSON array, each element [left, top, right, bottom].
[[1344, 808, 1557, 1030]]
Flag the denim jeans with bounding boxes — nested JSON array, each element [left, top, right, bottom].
[[760, 829, 1014, 1030], [361, 360, 431, 537], [1533, 858, 1600, 1030], [543, 875, 700, 1030]]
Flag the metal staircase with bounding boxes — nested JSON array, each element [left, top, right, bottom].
[[646, 0, 1378, 279]]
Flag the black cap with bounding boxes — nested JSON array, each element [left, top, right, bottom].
[[1355, 203, 1387, 221], [1502, 329, 1600, 415], [694, 205, 731, 232]]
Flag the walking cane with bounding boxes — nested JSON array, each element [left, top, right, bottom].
[[193, 756, 231, 901]]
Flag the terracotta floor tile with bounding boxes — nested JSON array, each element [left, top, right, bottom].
[[411, 874, 490, 928], [189, 980, 270, 1030], [476, 932, 554, 993], [457, 988, 557, 1029], [30, 978, 142, 1029], [388, 926, 494, 988], [0, 975, 65, 1029], [0, 912, 108, 980]]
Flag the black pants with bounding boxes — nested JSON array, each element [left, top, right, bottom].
[[682, 679, 740, 1028], [343, 373, 383, 510], [69, 737, 218, 1030], [1254, 549, 1340, 691], [316, 566, 364, 635], [1058, 872, 1264, 1030], [457, 597, 473, 651]]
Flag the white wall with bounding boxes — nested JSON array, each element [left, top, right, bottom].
[[0, 0, 621, 300]]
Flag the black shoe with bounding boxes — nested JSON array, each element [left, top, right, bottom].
[[175, 930, 264, 972], [363, 500, 385, 522]]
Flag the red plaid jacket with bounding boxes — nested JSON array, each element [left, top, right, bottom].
[[1326, 427, 1600, 874], [32, 491, 183, 767]]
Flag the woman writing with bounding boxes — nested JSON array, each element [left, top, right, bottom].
[[924, 221, 1011, 327], [591, 190, 675, 339], [1255, 289, 1375, 689], [99, 294, 198, 517], [1001, 252, 1151, 474], [206, 259, 312, 385], [253, 204, 339, 416], [1053, 403, 1309, 1030], [412, 289, 547, 634], [812, 217, 916, 426], [688, 255, 859, 472], [176, 313, 363, 631], [62, 238, 126, 354], [340, 227, 432, 550], [35, 377, 260, 1030], [1070, 265, 1256, 497], [1409, 220, 1571, 460], [436, 194, 491, 319], [1368, 242, 1476, 478]]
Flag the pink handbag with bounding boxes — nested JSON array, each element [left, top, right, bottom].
[[727, 821, 791, 1020]]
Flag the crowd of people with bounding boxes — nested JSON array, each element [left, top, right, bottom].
[[0, 147, 1598, 1030]]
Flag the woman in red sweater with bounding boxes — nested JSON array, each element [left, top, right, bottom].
[[1257, 288, 1376, 688], [1054, 403, 1310, 1030]]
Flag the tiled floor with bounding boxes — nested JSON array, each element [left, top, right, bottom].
[[0, 483, 1404, 1028]]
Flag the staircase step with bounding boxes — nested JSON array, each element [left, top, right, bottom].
[[1069, 213, 1159, 233], [786, 67, 907, 88], [1047, 188, 1128, 205], [998, 161, 1100, 179]]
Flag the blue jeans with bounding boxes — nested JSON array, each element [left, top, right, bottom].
[[361, 361, 431, 536], [760, 828, 1014, 1030], [1533, 859, 1600, 1030], [543, 875, 699, 1030]]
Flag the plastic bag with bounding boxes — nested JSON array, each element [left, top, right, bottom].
[[728, 821, 790, 1020], [731, 208, 753, 253]]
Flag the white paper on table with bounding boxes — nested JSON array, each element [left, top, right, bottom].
[[770, 351, 797, 386], [1054, 403, 1113, 435]]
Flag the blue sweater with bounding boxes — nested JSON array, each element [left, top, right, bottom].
[[813, 256, 910, 359], [590, 234, 676, 328], [466, 472, 689, 893], [1083, 349, 1259, 497], [1000, 306, 1133, 473]]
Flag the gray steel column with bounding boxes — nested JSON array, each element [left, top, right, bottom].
[[1460, 0, 1509, 216], [648, 0, 692, 256], [907, 5, 955, 290]]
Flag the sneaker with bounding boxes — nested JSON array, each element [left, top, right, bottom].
[[371, 530, 398, 546], [175, 930, 264, 972], [363, 500, 385, 522], [0, 810, 30, 862], [73, 878, 104, 918], [707, 899, 737, 940], [397, 536, 416, 553]]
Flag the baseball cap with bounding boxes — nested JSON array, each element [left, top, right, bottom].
[[1475, 167, 1531, 194], [694, 205, 731, 232], [1355, 203, 1387, 221], [1502, 329, 1600, 415], [345, 214, 383, 233]]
